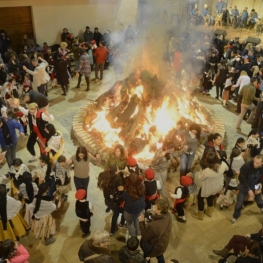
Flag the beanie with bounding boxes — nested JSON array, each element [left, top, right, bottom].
[[127, 156, 137, 167], [145, 168, 155, 180], [180, 176, 193, 187], [75, 189, 86, 200]]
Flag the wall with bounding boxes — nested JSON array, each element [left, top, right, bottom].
[[0, 0, 138, 45]]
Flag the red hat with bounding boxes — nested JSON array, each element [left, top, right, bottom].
[[127, 156, 137, 167], [145, 168, 155, 180], [75, 189, 86, 200], [180, 176, 193, 187]]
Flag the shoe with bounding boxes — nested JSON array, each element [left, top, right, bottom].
[[118, 223, 127, 228], [236, 128, 241, 132], [235, 110, 240, 113], [109, 232, 114, 237], [45, 237, 56, 246], [213, 247, 230, 258], [215, 96, 219, 99], [203, 92, 205, 95], [28, 157, 38, 163], [205, 206, 214, 217], [170, 260, 179, 263], [82, 231, 91, 238], [191, 210, 204, 220], [206, 93, 210, 96], [86, 88, 89, 91], [177, 217, 186, 223], [75, 86, 80, 88], [95, 78, 99, 83], [62, 93, 66, 96], [230, 218, 236, 225], [105, 207, 110, 213], [220, 204, 224, 210]]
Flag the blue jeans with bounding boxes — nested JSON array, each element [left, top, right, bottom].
[[180, 153, 195, 176], [233, 185, 263, 219], [74, 176, 90, 193], [124, 211, 141, 237], [105, 199, 125, 234]]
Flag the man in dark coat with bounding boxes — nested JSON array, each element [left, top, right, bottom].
[[139, 200, 173, 263], [23, 88, 49, 111], [78, 229, 113, 263], [93, 28, 102, 47]]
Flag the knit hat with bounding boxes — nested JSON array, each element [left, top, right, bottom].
[[60, 42, 68, 49], [75, 189, 86, 200], [127, 156, 137, 167], [180, 176, 193, 187], [145, 168, 155, 180]]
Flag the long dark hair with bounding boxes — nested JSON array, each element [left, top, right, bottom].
[[33, 182, 49, 214], [189, 123, 201, 140], [112, 144, 126, 161], [0, 239, 16, 259], [246, 240, 261, 257], [23, 171, 34, 203], [76, 146, 88, 161], [45, 123, 56, 140], [0, 184, 7, 230], [97, 165, 118, 191], [124, 173, 145, 200], [204, 151, 220, 172], [0, 118, 12, 145]]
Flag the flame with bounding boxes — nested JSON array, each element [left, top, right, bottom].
[[86, 83, 209, 161]]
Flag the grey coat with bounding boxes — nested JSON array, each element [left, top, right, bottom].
[[76, 53, 91, 77]]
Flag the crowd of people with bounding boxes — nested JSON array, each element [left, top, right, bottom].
[[1, 3, 263, 262]]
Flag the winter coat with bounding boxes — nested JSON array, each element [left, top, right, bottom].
[[76, 54, 91, 77], [119, 246, 147, 263], [84, 31, 94, 43], [78, 239, 113, 263], [54, 59, 69, 85], [0, 118, 24, 147], [10, 244, 30, 263], [139, 213, 172, 257]]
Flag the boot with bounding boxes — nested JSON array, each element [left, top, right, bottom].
[[213, 247, 230, 258], [191, 210, 204, 220], [45, 237, 56, 246], [205, 206, 214, 217]]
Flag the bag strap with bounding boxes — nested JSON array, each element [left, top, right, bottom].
[[84, 254, 101, 262]]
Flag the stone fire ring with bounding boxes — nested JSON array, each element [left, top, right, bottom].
[[72, 104, 226, 165]]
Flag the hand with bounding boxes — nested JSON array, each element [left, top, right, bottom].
[[22, 65, 27, 71], [248, 190, 255, 199], [20, 133, 25, 136], [245, 234, 251, 239], [37, 56, 43, 60], [95, 153, 101, 160], [183, 145, 188, 151], [139, 213, 145, 222], [169, 191, 173, 197]]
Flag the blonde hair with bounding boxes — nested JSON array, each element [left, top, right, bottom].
[[240, 71, 248, 76], [28, 103, 38, 110]]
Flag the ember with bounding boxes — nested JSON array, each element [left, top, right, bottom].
[[83, 70, 212, 163]]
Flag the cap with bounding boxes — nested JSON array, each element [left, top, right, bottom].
[[127, 156, 137, 167], [145, 168, 155, 180], [180, 176, 193, 187], [75, 189, 86, 200]]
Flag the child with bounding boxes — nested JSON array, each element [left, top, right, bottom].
[[169, 176, 192, 223], [19, 172, 39, 225], [217, 148, 244, 209], [22, 74, 32, 92], [222, 73, 233, 107], [144, 168, 161, 210], [75, 189, 94, 237], [54, 155, 71, 202], [245, 129, 260, 158], [233, 137, 246, 152], [203, 72, 213, 95]]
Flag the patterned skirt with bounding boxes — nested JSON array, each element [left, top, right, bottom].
[[0, 213, 29, 241], [32, 214, 56, 239]]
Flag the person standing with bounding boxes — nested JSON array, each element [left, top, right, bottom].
[[0, 117, 24, 167], [93, 27, 102, 47], [236, 77, 258, 132], [54, 53, 69, 96], [75, 48, 91, 91], [94, 42, 109, 82], [216, 0, 226, 14], [22, 57, 50, 95], [17, 102, 54, 162], [83, 26, 94, 43], [67, 146, 101, 193], [230, 155, 263, 225], [139, 200, 172, 263]]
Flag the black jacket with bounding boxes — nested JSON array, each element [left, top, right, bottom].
[[27, 90, 49, 109], [119, 246, 147, 263]]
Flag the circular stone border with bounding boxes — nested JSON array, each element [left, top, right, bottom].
[[72, 104, 226, 164]]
